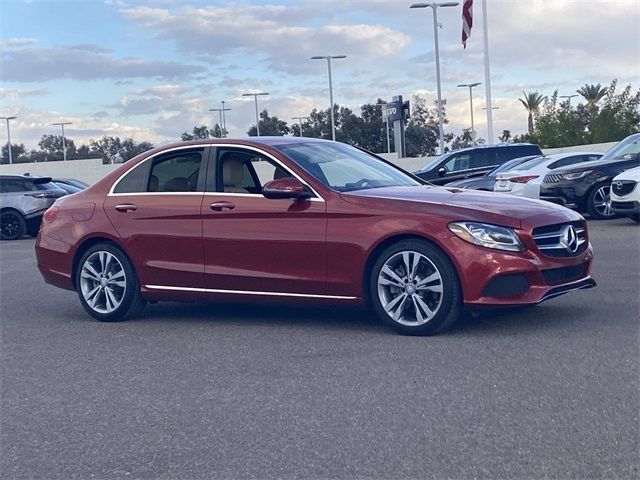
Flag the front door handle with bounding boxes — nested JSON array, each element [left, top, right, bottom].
[[115, 203, 137, 212], [210, 201, 235, 211]]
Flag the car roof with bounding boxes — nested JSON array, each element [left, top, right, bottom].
[[443, 143, 540, 155]]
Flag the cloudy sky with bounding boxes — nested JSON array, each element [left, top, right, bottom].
[[1, 0, 638, 150]]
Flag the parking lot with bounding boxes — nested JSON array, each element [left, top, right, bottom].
[[0, 218, 638, 479]]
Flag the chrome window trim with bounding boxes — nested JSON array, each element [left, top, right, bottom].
[[145, 284, 356, 300], [107, 143, 325, 202]]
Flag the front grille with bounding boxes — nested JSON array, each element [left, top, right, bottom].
[[542, 263, 589, 285], [611, 180, 637, 197], [532, 221, 588, 257], [612, 201, 636, 211], [543, 173, 563, 184]]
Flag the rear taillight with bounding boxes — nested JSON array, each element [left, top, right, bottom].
[[42, 206, 59, 224], [510, 175, 539, 184]]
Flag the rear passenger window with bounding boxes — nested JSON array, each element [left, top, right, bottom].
[[113, 150, 203, 194], [148, 153, 202, 192]]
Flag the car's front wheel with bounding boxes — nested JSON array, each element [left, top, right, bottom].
[[369, 240, 462, 335], [1, 210, 26, 240], [587, 182, 616, 219], [76, 243, 146, 322]]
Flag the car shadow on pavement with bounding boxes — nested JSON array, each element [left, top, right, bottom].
[[131, 299, 596, 337], [139, 300, 389, 334]]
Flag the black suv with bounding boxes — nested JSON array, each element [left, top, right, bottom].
[[539, 133, 640, 219], [414, 143, 543, 185]]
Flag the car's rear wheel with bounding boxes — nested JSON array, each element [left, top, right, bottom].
[[587, 182, 616, 219], [76, 243, 146, 322], [369, 240, 462, 335], [1, 210, 26, 240]]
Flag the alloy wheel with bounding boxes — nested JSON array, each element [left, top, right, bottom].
[[79, 251, 127, 314], [377, 250, 444, 327], [593, 185, 614, 217], [1, 213, 22, 240]]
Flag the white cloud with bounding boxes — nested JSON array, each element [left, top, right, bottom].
[[0, 45, 207, 82]]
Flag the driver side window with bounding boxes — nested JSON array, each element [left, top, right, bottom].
[[216, 149, 291, 194]]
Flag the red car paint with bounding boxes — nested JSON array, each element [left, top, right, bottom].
[[36, 138, 594, 309]]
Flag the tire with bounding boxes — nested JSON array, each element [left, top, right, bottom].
[[587, 182, 616, 220], [75, 242, 146, 322], [369, 239, 463, 336], [1, 210, 26, 240]]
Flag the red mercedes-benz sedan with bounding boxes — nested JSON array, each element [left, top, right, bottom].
[[35, 138, 596, 335]]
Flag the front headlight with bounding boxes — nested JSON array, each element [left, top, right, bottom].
[[562, 170, 592, 180], [447, 222, 525, 252]]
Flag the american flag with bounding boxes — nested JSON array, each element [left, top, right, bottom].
[[462, 0, 473, 48]]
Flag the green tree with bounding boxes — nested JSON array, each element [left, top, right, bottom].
[[577, 83, 608, 112], [405, 95, 442, 157], [499, 130, 511, 142], [533, 91, 586, 148], [38, 134, 77, 161], [519, 91, 546, 136], [450, 128, 474, 150], [588, 81, 640, 143], [181, 125, 218, 141], [89, 136, 154, 162], [1, 143, 28, 164], [247, 110, 290, 136]]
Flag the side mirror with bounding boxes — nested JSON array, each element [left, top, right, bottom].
[[438, 167, 447, 176], [262, 177, 309, 200]]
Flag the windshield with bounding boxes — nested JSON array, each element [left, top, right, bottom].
[[489, 155, 541, 176], [601, 134, 640, 161], [418, 153, 449, 172], [274, 142, 421, 192]]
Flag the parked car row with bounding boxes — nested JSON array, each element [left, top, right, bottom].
[[422, 134, 640, 222], [0, 175, 87, 240]]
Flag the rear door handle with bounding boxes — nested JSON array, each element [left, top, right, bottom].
[[210, 201, 235, 211], [115, 203, 138, 212]]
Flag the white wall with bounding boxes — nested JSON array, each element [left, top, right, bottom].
[[0, 159, 119, 185], [0, 141, 618, 185]]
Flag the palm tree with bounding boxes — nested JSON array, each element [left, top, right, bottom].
[[519, 91, 546, 136], [577, 83, 608, 112]]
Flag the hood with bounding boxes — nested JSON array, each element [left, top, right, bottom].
[[342, 185, 574, 229], [553, 156, 635, 174]]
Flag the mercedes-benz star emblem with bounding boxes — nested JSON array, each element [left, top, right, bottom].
[[561, 225, 579, 253]]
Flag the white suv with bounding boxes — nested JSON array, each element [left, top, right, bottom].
[[611, 165, 640, 223]]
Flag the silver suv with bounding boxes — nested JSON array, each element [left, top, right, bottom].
[[0, 175, 67, 240]]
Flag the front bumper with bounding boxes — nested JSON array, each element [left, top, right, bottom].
[[448, 234, 595, 307], [540, 184, 578, 208], [611, 200, 640, 215]]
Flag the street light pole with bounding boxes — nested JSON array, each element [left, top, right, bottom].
[[0, 116, 17, 164], [52, 122, 73, 161], [291, 117, 309, 137], [457, 82, 481, 144], [209, 108, 224, 137], [410, 2, 459, 155], [220, 101, 231, 137], [559, 94, 578, 108], [311, 55, 347, 141], [243, 92, 270, 136]]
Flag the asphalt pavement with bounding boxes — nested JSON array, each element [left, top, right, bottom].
[[1, 218, 639, 479]]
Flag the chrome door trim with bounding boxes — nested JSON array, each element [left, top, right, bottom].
[[144, 284, 356, 300], [107, 143, 326, 202]]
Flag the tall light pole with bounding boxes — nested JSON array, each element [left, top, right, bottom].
[[210, 104, 231, 138], [243, 92, 270, 136], [52, 121, 73, 161], [560, 94, 578, 108], [410, 2, 459, 155], [220, 101, 231, 137], [0, 116, 17, 164], [311, 55, 347, 141], [457, 82, 481, 144], [291, 116, 310, 137]]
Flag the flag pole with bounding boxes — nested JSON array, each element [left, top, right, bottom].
[[482, 0, 494, 144]]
